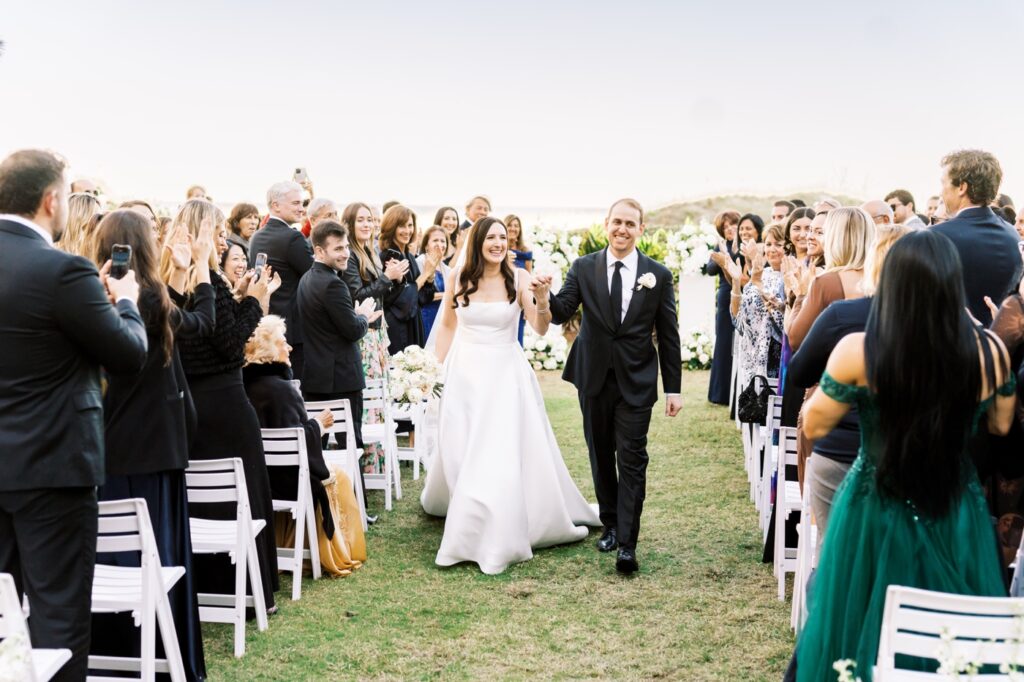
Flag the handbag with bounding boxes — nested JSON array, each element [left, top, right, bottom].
[[737, 374, 773, 424]]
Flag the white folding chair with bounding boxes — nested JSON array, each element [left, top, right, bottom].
[[392, 400, 428, 480], [89, 498, 186, 682], [0, 573, 71, 682], [1010, 528, 1024, 598], [876, 585, 1024, 680], [753, 393, 782, 518], [773, 426, 801, 601], [262, 427, 321, 601], [185, 458, 268, 657], [790, 481, 817, 633], [304, 398, 368, 530], [731, 332, 741, 430], [361, 378, 402, 511]]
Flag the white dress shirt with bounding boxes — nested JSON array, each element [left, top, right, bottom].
[[0, 214, 54, 246], [607, 247, 638, 323]]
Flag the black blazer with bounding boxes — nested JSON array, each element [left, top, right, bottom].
[[297, 262, 369, 394], [0, 219, 148, 491], [549, 249, 682, 408], [382, 250, 424, 353], [932, 207, 1022, 326], [103, 283, 216, 476], [343, 248, 393, 330], [248, 217, 313, 343]]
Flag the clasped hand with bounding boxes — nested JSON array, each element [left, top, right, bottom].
[[355, 297, 384, 324], [529, 274, 553, 306]]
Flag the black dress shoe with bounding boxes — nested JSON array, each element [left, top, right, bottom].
[[366, 514, 379, 526], [596, 527, 618, 552], [616, 548, 639, 575]]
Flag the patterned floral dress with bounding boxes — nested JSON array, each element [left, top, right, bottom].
[[360, 325, 390, 473], [731, 267, 784, 390]]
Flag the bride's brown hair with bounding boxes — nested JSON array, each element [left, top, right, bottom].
[[453, 217, 516, 308]]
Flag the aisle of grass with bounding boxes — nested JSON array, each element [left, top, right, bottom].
[[204, 371, 793, 680]]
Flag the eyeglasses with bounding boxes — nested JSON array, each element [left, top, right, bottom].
[[888, 204, 901, 211]]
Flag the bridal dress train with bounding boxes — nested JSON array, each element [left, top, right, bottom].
[[420, 292, 601, 575]]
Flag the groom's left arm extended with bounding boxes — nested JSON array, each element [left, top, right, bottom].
[[547, 260, 582, 326], [655, 269, 683, 416]]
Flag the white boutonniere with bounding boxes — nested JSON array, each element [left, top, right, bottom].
[[636, 273, 657, 291]]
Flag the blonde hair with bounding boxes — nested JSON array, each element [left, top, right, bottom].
[[244, 315, 287, 366], [59, 192, 102, 257], [861, 224, 912, 295], [762, 223, 786, 246], [823, 207, 875, 272], [159, 199, 224, 293]]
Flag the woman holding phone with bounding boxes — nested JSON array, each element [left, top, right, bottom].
[[379, 204, 427, 355]]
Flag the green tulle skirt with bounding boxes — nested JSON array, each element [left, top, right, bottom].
[[796, 455, 1005, 681]]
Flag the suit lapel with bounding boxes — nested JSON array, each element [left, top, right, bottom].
[[620, 252, 651, 331], [594, 249, 617, 332]]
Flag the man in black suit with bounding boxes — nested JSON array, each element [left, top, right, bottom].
[[0, 150, 148, 680], [249, 180, 314, 378], [298, 219, 381, 441], [544, 198, 682, 575], [460, 195, 491, 232], [932, 149, 1022, 326]]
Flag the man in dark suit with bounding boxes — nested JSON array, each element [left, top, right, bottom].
[[298, 219, 382, 521], [249, 180, 314, 378], [544, 198, 682, 575], [932, 149, 1022, 326], [460, 195, 491, 232], [0, 150, 148, 680]]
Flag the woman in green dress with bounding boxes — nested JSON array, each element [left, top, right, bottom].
[[795, 230, 1016, 681]]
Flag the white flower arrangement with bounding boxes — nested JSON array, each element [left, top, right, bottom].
[[680, 328, 714, 371], [523, 329, 569, 371], [530, 224, 582, 280], [664, 220, 720, 277], [389, 346, 444, 404]]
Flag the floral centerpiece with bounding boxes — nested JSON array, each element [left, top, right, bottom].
[[664, 220, 720, 277], [523, 329, 569, 371], [389, 346, 444, 404], [680, 328, 714, 370]]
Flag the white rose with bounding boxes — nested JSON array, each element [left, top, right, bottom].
[[637, 273, 657, 290], [407, 387, 424, 403], [532, 361, 543, 370], [681, 348, 693, 362], [698, 353, 709, 364], [524, 350, 535, 360], [543, 358, 557, 370]]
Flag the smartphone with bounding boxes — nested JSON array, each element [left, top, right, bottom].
[[381, 248, 404, 264], [110, 244, 132, 279], [293, 167, 308, 184], [253, 252, 267, 281]]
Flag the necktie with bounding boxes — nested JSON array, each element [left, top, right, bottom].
[[610, 261, 623, 328]]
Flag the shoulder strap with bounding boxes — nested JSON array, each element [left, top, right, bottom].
[[976, 327, 1003, 392]]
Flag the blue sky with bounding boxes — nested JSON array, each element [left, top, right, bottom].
[[2, 1, 1023, 211]]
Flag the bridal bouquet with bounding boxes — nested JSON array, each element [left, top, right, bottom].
[[389, 346, 444, 404], [524, 330, 569, 371], [680, 328, 714, 370]]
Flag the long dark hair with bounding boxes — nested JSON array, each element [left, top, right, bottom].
[[453, 217, 516, 308], [783, 207, 815, 256], [341, 202, 379, 282], [94, 210, 175, 366], [865, 230, 980, 518]]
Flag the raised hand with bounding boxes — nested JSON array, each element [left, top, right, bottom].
[[384, 257, 409, 282], [233, 270, 254, 298], [355, 297, 384, 323], [724, 257, 743, 283], [100, 261, 140, 304], [749, 244, 766, 280], [529, 273, 551, 303], [193, 217, 215, 263]]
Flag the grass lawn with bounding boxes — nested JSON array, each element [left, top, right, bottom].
[[204, 371, 793, 680]]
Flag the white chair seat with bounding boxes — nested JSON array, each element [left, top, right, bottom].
[[188, 517, 267, 553], [91, 564, 185, 612], [33, 648, 72, 681]]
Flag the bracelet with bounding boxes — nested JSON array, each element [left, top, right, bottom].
[[536, 307, 550, 314], [730, 293, 741, 298]]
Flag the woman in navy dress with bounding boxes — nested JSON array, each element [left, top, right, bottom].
[[706, 210, 741, 405], [505, 214, 533, 346], [416, 225, 451, 338]]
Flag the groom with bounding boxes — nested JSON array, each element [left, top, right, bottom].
[[540, 198, 682, 575]]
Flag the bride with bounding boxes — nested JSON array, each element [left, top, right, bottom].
[[420, 216, 600, 574]]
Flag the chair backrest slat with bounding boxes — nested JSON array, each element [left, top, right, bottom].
[[262, 428, 308, 472], [185, 471, 238, 488]]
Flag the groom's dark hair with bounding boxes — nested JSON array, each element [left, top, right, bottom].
[[607, 198, 644, 224]]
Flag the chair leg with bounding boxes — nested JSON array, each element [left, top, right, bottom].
[[234, 541, 247, 658], [155, 591, 186, 682], [775, 505, 786, 601], [306, 497, 322, 581], [292, 501, 306, 601], [248, 539, 268, 632], [141, 595, 156, 682], [383, 449, 393, 511]]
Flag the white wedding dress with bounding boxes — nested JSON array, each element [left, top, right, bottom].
[[420, 290, 601, 575]]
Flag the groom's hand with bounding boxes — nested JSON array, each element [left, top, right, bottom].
[[665, 395, 682, 417]]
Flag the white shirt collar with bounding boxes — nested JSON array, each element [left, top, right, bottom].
[[607, 247, 638, 271], [0, 214, 54, 246]]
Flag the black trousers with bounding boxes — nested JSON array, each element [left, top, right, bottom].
[[302, 390, 369, 510], [289, 343, 305, 383], [0, 486, 98, 682], [579, 370, 653, 551]]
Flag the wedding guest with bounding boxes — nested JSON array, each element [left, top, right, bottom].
[[932, 149, 1022, 326], [814, 196, 841, 213], [787, 224, 909, 543], [505, 213, 533, 345], [243, 314, 367, 576], [226, 202, 260, 252], [215, 220, 230, 259], [795, 230, 1014, 680], [248, 180, 313, 376], [379, 204, 427, 354], [70, 177, 98, 195], [783, 207, 815, 261], [728, 224, 786, 387], [771, 200, 795, 224], [186, 184, 208, 200], [0, 149, 147, 680], [416, 226, 450, 339], [1015, 210, 1024, 239], [342, 202, 405, 475], [802, 210, 828, 269], [57, 191, 102, 256], [777, 207, 819, 429], [705, 209, 742, 405], [301, 197, 339, 239], [119, 200, 158, 236], [860, 199, 894, 226], [461, 195, 491, 231], [382, 200, 400, 216], [156, 216, 172, 244], [434, 206, 460, 261], [221, 242, 249, 288], [885, 188, 925, 227], [90, 210, 216, 681], [925, 195, 941, 220], [169, 199, 282, 613]]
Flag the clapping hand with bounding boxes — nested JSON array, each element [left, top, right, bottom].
[[425, 243, 444, 271], [724, 257, 743, 283], [193, 217, 215, 263], [165, 223, 192, 271], [355, 297, 384, 324], [748, 243, 766, 280], [384, 257, 409, 282]]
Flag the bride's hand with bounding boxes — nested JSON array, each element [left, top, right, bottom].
[[529, 274, 551, 303]]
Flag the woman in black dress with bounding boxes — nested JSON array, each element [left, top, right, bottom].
[[705, 210, 741, 405], [170, 199, 282, 613], [90, 210, 216, 680], [379, 204, 427, 354]]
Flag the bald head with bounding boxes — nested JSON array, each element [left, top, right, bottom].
[[861, 200, 894, 225]]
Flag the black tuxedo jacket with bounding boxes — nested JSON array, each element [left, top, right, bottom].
[[932, 206, 1022, 326], [297, 262, 369, 394], [248, 217, 313, 343], [459, 220, 472, 232], [0, 219, 148, 491], [549, 249, 682, 408]]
